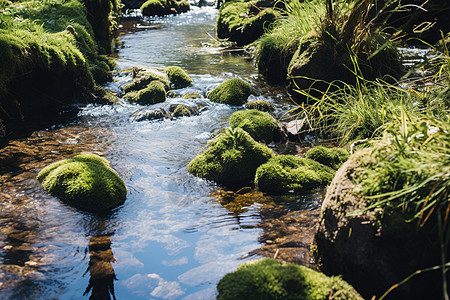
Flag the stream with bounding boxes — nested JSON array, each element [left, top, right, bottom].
[[0, 6, 321, 299]]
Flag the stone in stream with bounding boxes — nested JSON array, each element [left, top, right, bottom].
[[169, 104, 198, 118], [165, 66, 192, 89], [305, 146, 349, 170], [254, 155, 335, 195], [140, 0, 190, 17], [216, 258, 363, 299], [207, 78, 254, 106], [131, 108, 168, 121], [229, 109, 278, 143], [187, 127, 275, 186], [37, 153, 127, 211], [124, 81, 166, 105], [244, 100, 275, 112]]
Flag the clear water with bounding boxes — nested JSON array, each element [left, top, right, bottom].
[[0, 7, 320, 299]]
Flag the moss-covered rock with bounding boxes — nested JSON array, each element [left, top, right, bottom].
[[305, 146, 349, 170], [245, 100, 275, 112], [216, 0, 279, 46], [255, 155, 335, 195], [37, 153, 127, 211], [207, 78, 253, 105], [229, 109, 278, 142], [123, 70, 170, 93], [187, 127, 275, 186], [165, 66, 192, 89], [171, 104, 198, 118], [182, 92, 203, 99], [124, 81, 166, 105], [217, 258, 363, 300], [140, 0, 190, 17], [131, 108, 167, 121]]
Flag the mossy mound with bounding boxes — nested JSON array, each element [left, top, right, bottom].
[[124, 81, 166, 105], [37, 153, 127, 211], [140, 0, 190, 17], [165, 66, 192, 89], [255, 155, 335, 195], [172, 104, 198, 117], [229, 109, 278, 143], [217, 0, 279, 46], [207, 78, 253, 105], [217, 259, 363, 300], [245, 100, 275, 112], [187, 127, 275, 186], [131, 108, 167, 121], [305, 146, 349, 170], [123, 69, 170, 93], [182, 92, 203, 99]]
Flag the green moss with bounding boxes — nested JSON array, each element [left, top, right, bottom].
[[173, 104, 192, 117], [165, 66, 192, 89], [305, 146, 349, 170], [217, 259, 363, 300], [37, 153, 127, 211], [187, 127, 275, 186], [245, 100, 275, 112], [131, 108, 167, 121], [217, 0, 279, 46], [124, 81, 166, 105], [229, 109, 278, 142], [123, 71, 170, 94], [207, 78, 253, 105], [255, 155, 335, 195], [140, 0, 190, 16], [182, 92, 203, 99]]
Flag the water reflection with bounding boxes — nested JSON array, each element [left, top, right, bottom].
[[83, 220, 118, 300]]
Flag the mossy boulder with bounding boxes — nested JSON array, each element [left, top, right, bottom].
[[187, 127, 275, 186], [314, 149, 446, 299], [182, 92, 203, 99], [171, 104, 198, 118], [165, 66, 192, 89], [245, 100, 275, 112], [305, 146, 349, 170], [141, 0, 190, 17], [131, 108, 167, 121], [207, 78, 253, 105], [217, 258, 363, 300], [37, 153, 127, 211], [124, 81, 166, 105], [255, 155, 335, 195], [217, 0, 279, 46], [229, 109, 278, 143], [123, 70, 170, 93]]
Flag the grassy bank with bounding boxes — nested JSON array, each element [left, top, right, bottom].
[[0, 0, 119, 142]]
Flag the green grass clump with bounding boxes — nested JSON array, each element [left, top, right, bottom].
[[187, 127, 275, 186], [217, 258, 363, 300], [255, 0, 325, 83], [37, 153, 127, 211], [306, 146, 349, 170], [217, 0, 279, 46], [207, 78, 253, 105], [255, 155, 335, 195], [229, 109, 278, 143], [124, 81, 166, 105], [245, 100, 275, 112], [165, 66, 192, 89]]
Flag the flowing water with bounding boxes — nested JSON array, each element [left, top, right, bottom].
[[0, 7, 320, 299]]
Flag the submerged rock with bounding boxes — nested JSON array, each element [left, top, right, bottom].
[[165, 66, 192, 89], [124, 81, 166, 105], [187, 127, 275, 186], [229, 109, 278, 143], [255, 155, 335, 195], [207, 78, 253, 105], [305, 146, 349, 170], [37, 153, 127, 211], [217, 259, 363, 300], [244, 100, 275, 112]]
